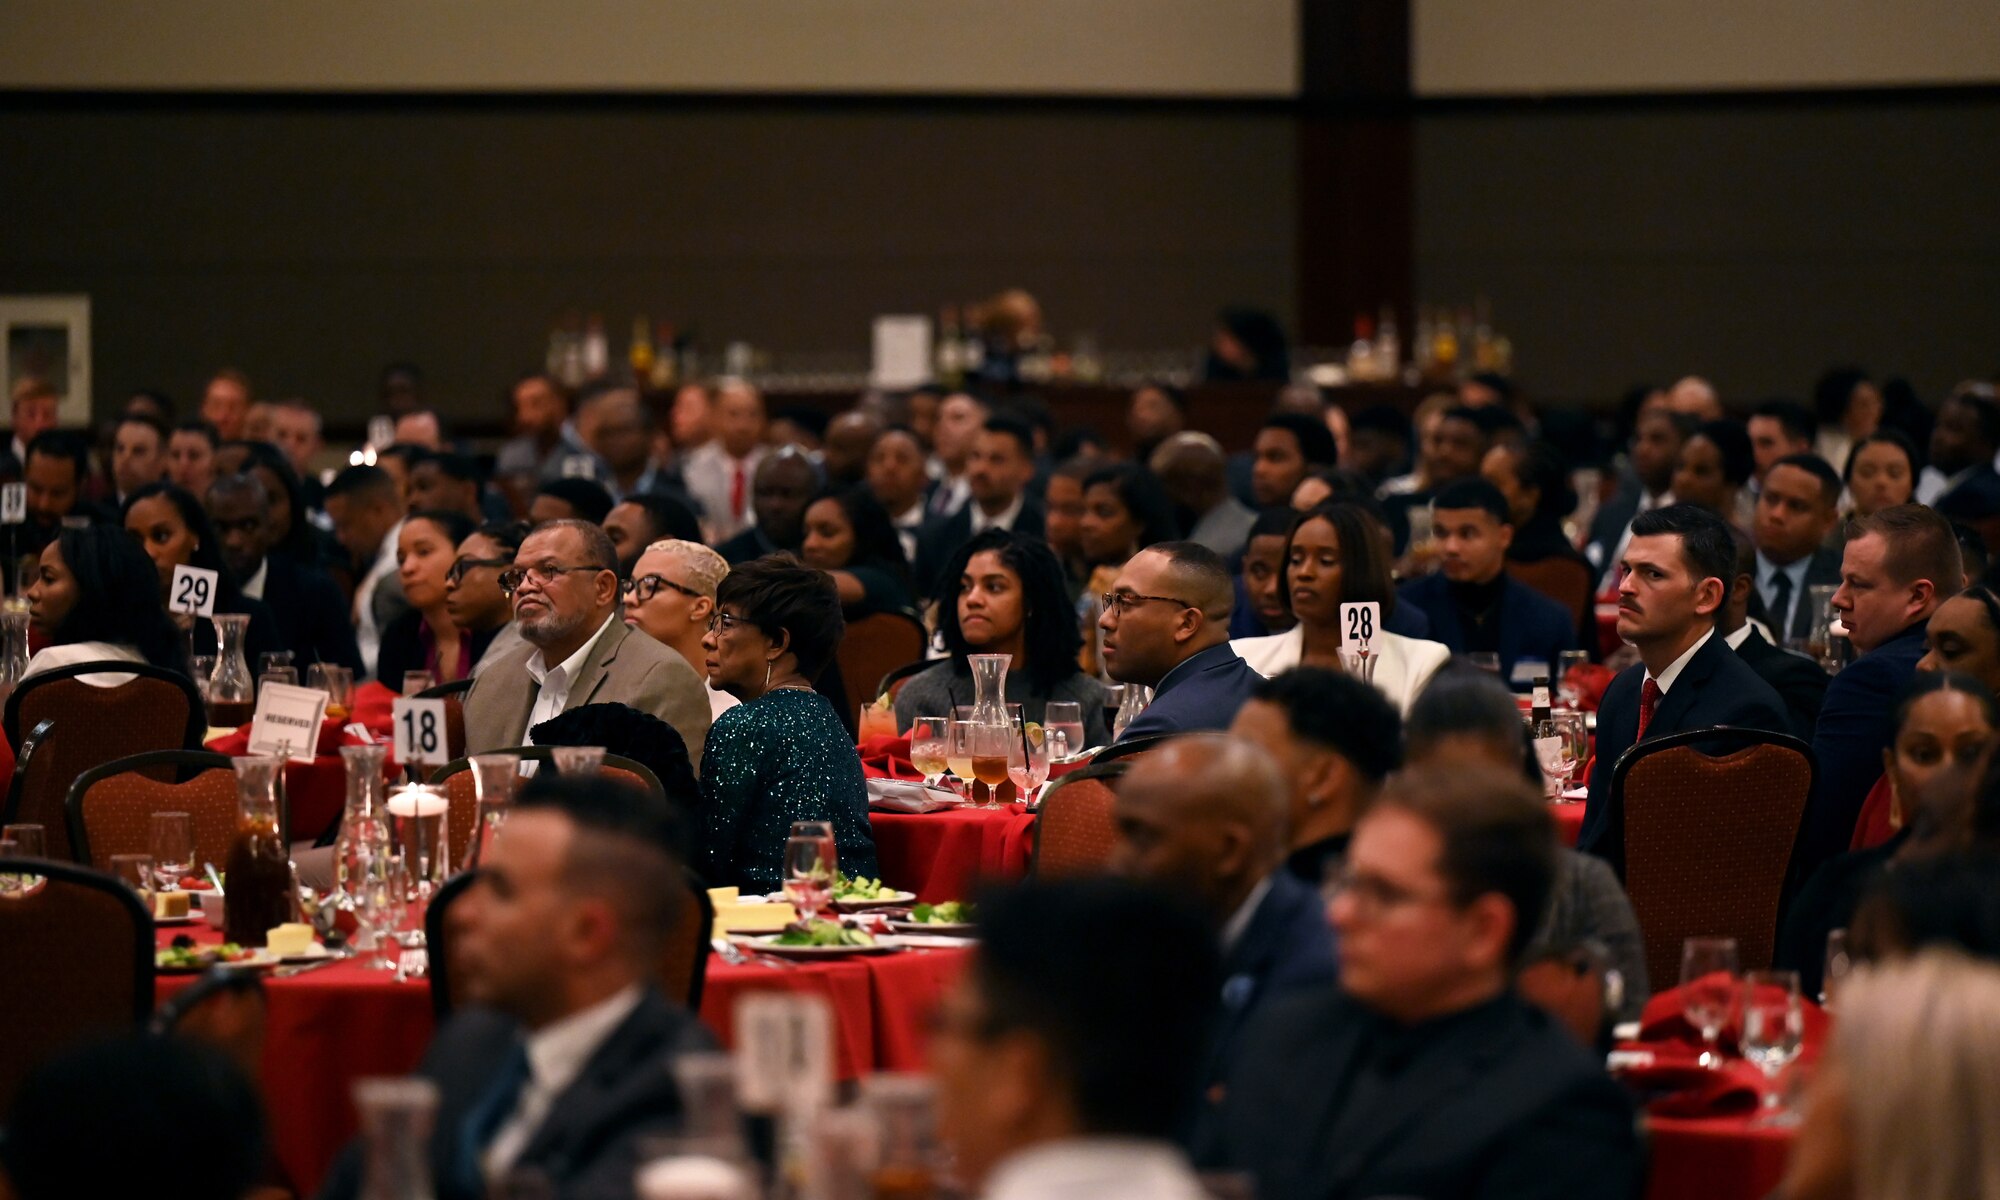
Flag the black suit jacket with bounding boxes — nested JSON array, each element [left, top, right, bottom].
[[1733, 626, 1830, 740], [318, 988, 716, 1200], [1579, 630, 1790, 877], [1797, 622, 1926, 883], [260, 552, 364, 672], [1206, 991, 1640, 1200], [911, 496, 1046, 599], [1761, 546, 1843, 645], [1934, 465, 2000, 523], [1206, 871, 1337, 1091]]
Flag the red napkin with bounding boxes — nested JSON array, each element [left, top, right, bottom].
[[1637, 979, 1829, 1057], [347, 681, 400, 738], [208, 716, 350, 758], [860, 735, 924, 782], [1616, 1057, 1766, 1117], [1564, 663, 1616, 712]]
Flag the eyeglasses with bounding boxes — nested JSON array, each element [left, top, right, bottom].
[[447, 555, 513, 586], [1324, 866, 1454, 918], [623, 574, 704, 604], [1098, 591, 1194, 617], [706, 611, 751, 634], [498, 563, 607, 595]]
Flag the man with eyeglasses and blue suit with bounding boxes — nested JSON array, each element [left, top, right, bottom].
[[1099, 541, 1261, 742]]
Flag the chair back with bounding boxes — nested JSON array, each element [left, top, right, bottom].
[[4, 663, 205, 860], [1613, 726, 1815, 989], [413, 680, 471, 760], [66, 750, 239, 871], [1508, 558, 1594, 627], [426, 867, 712, 1019], [0, 859, 153, 1114], [1091, 732, 1171, 767], [875, 659, 932, 703], [428, 748, 668, 872], [1031, 761, 1128, 878], [414, 678, 475, 700], [837, 610, 928, 717]]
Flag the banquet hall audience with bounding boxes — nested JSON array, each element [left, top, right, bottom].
[[1747, 399, 1816, 486], [529, 476, 614, 526], [1670, 418, 1754, 524], [1752, 453, 1845, 644], [695, 554, 876, 889], [6, 377, 59, 469], [865, 425, 933, 562], [1204, 764, 1641, 1200], [493, 372, 592, 505], [802, 485, 916, 616], [1229, 666, 1401, 886], [932, 878, 1220, 1200], [894, 529, 1110, 745], [462, 519, 711, 769], [1110, 734, 1336, 1095], [23, 525, 182, 683], [199, 368, 252, 442], [444, 519, 530, 679], [1918, 584, 2000, 694], [1843, 428, 1920, 522], [925, 392, 989, 519], [1249, 412, 1339, 509], [23, 430, 107, 548], [1925, 385, 2000, 525], [681, 378, 769, 542], [1579, 504, 1788, 876], [218, 440, 325, 569], [1099, 541, 1260, 740], [1779, 949, 2000, 1200], [1811, 367, 1884, 474], [1379, 405, 1494, 552], [1151, 431, 1257, 561], [1232, 502, 1451, 714], [1777, 672, 1996, 997], [109, 412, 168, 505], [915, 414, 1043, 596], [375, 509, 482, 688], [1127, 382, 1186, 462], [1483, 437, 1593, 578], [205, 472, 364, 672], [1724, 525, 1830, 738], [622, 538, 738, 720], [318, 772, 716, 1200], [1076, 463, 1180, 615], [820, 408, 883, 487], [715, 449, 816, 565], [1801, 503, 1959, 879], [268, 398, 323, 481], [167, 418, 221, 498], [602, 491, 702, 579], [121, 482, 284, 668], [1228, 506, 1298, 639], [576, 387, 671, 502], [1585, 408, 1692, 585], [323, 464, 409, 678], [1397, 478, 1579, 686], [406, 450, 487, 525]]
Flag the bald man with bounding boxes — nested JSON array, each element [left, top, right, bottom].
[[1100, 541, 1261, 740], [1112, 733, 1337, 1095], [1151, 432, 1257, 561], [1665, 376, 1724, 422]]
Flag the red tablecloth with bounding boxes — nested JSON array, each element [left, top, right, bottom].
[[869, 805, 1037, 902], [698, 945, 970, 1079], [204, 682, 402, 842], [1551, 801, 1585, 847]]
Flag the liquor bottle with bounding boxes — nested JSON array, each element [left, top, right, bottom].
[[1529, 675, 1565, 798], [1347, 313, 1375, 381], [959, 304, 985, 376], [1413, 306, 1435, 374], [1373, 304, 1400, 380], [936, 305, 963, 387], [649, 320, 678, 389], [1431, 307, 1459, 375], [582, 313, 609, 380], [628, 315, 655, 384]]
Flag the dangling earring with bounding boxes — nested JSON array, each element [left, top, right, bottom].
[[764, 659, 774, 690]]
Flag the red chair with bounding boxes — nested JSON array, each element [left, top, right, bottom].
[[875, 659, 932, 703], [1509, 559, 1594, 629], [428, 749, 665, 871], [65, 750, 239, 872], [836, 611, 928, 717], [1032, 761, 1128, 877]]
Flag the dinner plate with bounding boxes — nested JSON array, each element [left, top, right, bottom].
[[278, 943, 336, 965], [153, 912, 202, 926], [887, 919, 975, 936], [155, 949, 280, 975], [745, 935, 902, 958], [833, 891, 917, 911]]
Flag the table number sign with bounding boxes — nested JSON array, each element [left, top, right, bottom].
[[0, 483, 24, 525], [168, 564, 219, 617], [248, 682, 329, 763], [734, 992, 834, 1115], [392, 697, 448, 766], [1341, 601, 1381, 652]]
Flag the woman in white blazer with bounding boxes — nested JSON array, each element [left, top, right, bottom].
[[1231, 501, 1451, 715]]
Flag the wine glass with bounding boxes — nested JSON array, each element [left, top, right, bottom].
[[1551, 712, 1587, 800], [149, 811, 196, 892], [1680, 936, 1741, 1068], [1007, 718, 1050, 805], [1740, 970, 1805, 1127], [969, 718, 1012, 807], [783, 821, 837, 921], [909, 716, 950, 788], [190, 655, 217, 702], [308, 664, 355, 722], [943, 719, 976, 800], [110, 853, 156, 910], [1555, 650, 1591, 707]]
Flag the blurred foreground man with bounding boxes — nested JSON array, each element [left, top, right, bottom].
[[933, 879, 1220, 1200], [1206, 766, 1641, 1200], [319, 775, 712, 1200]]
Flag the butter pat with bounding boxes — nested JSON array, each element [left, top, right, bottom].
[[712, 901, 797, 939], [266, 923, 316, 957], [155, 891, 190, 919], [707, 886, 740, 906]]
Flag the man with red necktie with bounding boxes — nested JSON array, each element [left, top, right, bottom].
[[1577, 504, 1788, 879]]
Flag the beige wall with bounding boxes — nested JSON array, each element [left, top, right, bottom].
[[1416, 0, 2000, 96], [0, 0, 1296, 97]]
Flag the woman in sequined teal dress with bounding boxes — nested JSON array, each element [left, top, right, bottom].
[[697, 554, 878, 891]]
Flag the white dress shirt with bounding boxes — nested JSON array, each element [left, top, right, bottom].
[[1723, 619, 1777, 651], [682, 442, 767, 543], [523, 611, 619, 737], [981, 1139, 1209, 1200], [1219, 875, 1273, 954], [483, 984, 644, 1181], [354, 519, 404, 678], [891, 501, 926, 565], [241, 559, 269, 601], [969, 493, 1026, 536], [1649, 627, 1713, 696]]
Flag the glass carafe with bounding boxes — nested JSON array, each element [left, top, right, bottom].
[[462, 752, 519, 870], [353, 1077, 441, 1200], [207, 613, 255, 728], [224, 755, 294, 947], [966, 654, 1013, 806], [0, 609, 28, 709], [334, 744, 393, 949]]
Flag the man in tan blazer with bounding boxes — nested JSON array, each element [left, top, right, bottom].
[[463, 519, 712, 772]]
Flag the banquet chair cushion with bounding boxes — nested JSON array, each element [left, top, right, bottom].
[[1615, 727, 1814, 990], [836, 610, 928, 718], [0, 858, 153, 1115], [1091, 732, 1171, 767], [1509, 557, 1594, 627], [66, 750, 238, 871], [875, 659, 931, 703], [1032, 761, 1128, 878]]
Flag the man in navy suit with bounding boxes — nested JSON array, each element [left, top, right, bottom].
[[1751, 454, 1845, 645], [1796, 503, 1959, 881], [1101, 541, 1261, 741], [1109, 734, 1336, 1097], [1579, 504, 1789, 878], [1398, 478, 1579, 687], [1583, 409, 1694, 590], [912, 415, 1044, 598], [1928, 388, 2000, 527]]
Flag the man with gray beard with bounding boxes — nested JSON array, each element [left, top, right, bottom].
[[462, 519, 713, 771]]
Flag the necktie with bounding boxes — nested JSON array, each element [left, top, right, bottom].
[[729, 462, 746, 522], [1636, 677, 1663, 742], [453, 1040, 531, 1195], [1768, 570, 1794, 638]]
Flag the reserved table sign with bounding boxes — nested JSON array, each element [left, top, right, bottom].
[[249, 682, 330, 762]]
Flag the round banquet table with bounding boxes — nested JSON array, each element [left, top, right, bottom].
[[1644, 1116, 1793, 1200], [152, 924, 968, 1195], [1551, 800, 1585, 847], [868, 804, 1037, 902]]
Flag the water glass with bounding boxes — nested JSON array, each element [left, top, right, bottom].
[[1042, 701, 1086, 760], [550, 745, 606, 777], [2, 823, 47, 859], [402, 670, 436, 697], [968, 718, 1013, 806], [149, 811, 196, 891], [784, 821, 837, 919], [1111, 684, 1152, 740], [859, 1073, 942, 1200], [1555, 650, 1591, 707], [943, 719, 976, 799], [464, 753, 521, 870], [1552, 711, 1587, 798], [190, 655, 217, 701], [1465, 651, 1502, 675], [307, 663, 356, 720], [1740, 969, 1805, 1126], [909, 716, 950, 787], [259, 651, 295, 677], [110, 854, 156, 909], [1007, 717, 1051, 805], [1679, 936, 1741, 1067]]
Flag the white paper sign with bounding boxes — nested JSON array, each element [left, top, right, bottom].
[[733, 992, 834, 1115], [870, 315, 933, 389], [168, 564, 219, 617], [0, 483, 23, 525], [367, 416, 395, 449], [248, 682, 329, 763], [1340, 602, 1381, 651], [1512, 657, 1550, 688], [393, 697, 449, 766]]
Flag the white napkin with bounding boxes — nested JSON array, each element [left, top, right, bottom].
[[867, 778, 964, 813]]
